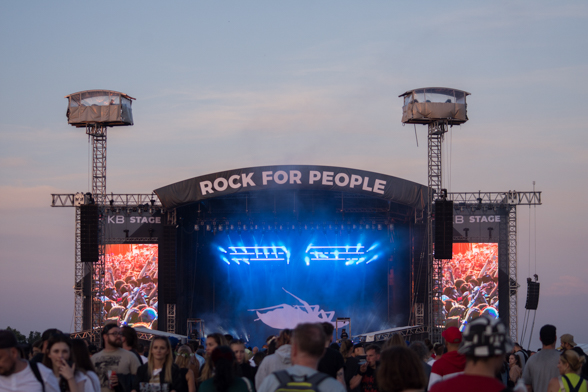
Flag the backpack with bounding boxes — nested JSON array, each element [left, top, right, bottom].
[[560, 375, 586, 392], [274, 370, 330, 392], [29, 361, 46, 392]]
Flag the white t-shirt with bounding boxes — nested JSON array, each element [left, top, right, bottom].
[[85, 370, 101, 392], [74, 371, 94, 392], [0, 362, 60, 392]]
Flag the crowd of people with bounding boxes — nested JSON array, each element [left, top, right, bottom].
[[103, 245, 159, 329], [440, 244, 500, 332], [1, 319, 586, 392]]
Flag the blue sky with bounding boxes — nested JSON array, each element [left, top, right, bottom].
[[1, 1, 587, 349]]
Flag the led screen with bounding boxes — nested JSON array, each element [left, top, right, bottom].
[[103, 244, 158, 329], [186, 226, 411, 345], [442, 243, 499, 331]]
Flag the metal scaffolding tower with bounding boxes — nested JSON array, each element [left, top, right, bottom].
[[427, 121, 447, 343], [87, 124, 107, 334]]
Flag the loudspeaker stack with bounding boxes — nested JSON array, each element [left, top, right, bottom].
[[80, 205, 99, 263], [434, 200, 454, 260]]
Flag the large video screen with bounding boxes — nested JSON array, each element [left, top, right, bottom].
[[184, 225, 413, 345], [442, 243, 499, 331], [103, 244, 158, 329]]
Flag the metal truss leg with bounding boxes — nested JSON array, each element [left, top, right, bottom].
[[508, 205, 518, 342], [167, 304, 176, 333]]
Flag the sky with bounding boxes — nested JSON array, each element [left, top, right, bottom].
[[1, 1, 587, 350]]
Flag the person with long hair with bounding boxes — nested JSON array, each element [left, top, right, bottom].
[[200, 333, 229, 383], [132, 336, 184, 392], [340, 340, 360, 392], [230, 340, 256, 384], [175, 345, 197, 392], [547, 350, 587, 392], [70, 339, 100, 392], [199, 346, 250, 392], [382, 333, 407, 350], [508, 353, 522, 386], [42, 334, 91, 392], [377, 346, 426, 392]]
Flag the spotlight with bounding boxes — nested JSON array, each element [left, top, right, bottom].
[[150, 198, 155, 206], [194, 224, 200, 231], [109, 199, 114, 206], [206, 225, 211, 232], [230, 224, 235, 231], [219, 225, 224, 232], [377, 224, 382, 231]]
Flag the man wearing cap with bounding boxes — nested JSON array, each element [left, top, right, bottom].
[[560, 334, 588, 379], [427, 326, 466, 389], [430, 316, 521, 392], [523, 324, 560, 392], [0, 329, 60, 392]]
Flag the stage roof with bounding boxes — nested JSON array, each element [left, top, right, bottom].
[[154, 165, 427, 210]]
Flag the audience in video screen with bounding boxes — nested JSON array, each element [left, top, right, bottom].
[[103, 244, 159, 329], [441, 243, 499, 331]]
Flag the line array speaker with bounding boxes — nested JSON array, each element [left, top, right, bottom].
[[160, 225, 177, 304], [434, 200, 453, 260], [525, 280, 540, 310], [80, 205, 99, 263]]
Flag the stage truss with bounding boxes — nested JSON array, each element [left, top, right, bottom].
[[53, 188, 540, 343], [447, 190, 541, 343], [51, 193, 163, 339]]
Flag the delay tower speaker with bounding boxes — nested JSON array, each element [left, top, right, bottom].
[[525, 280, 540, 310], [434, 200, 453, 260]]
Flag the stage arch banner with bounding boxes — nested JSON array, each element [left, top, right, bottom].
[[154, 165, 427, 210]]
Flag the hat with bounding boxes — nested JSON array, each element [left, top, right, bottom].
[[442, 326, 462, 344], [0, 330, 18, 349], [561, 334, 577, 347], [458, 316, 513, 357]]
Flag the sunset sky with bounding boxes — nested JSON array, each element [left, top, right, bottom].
[[1, 1, 587, 349]]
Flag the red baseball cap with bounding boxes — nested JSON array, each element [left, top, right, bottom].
[[442, 326, 462, 344]]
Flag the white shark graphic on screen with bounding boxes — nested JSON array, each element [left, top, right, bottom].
[[248, 288, 349, 329]]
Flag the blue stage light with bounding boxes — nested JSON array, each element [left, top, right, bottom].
[[222, 256, 230, 265], [367, 243, 379, 252], [366, 255, 378, 264], [305, 256, 310, 266]]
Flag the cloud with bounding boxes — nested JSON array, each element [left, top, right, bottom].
[[0, 157, 29, 168], [543, 274, 588, 297]]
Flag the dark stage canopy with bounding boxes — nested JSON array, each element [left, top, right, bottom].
[[154, 165, 427, 209]]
